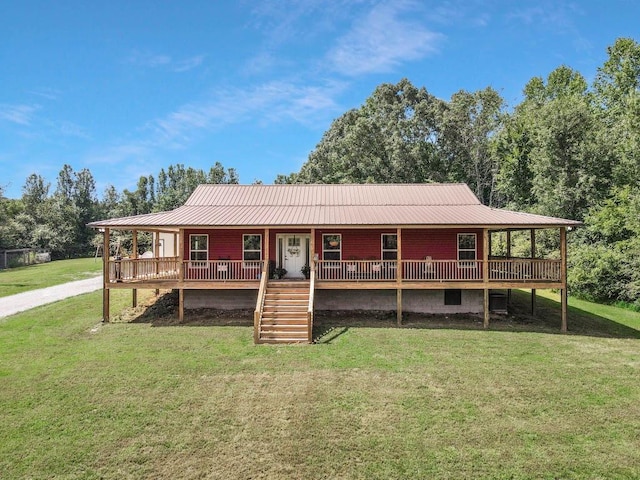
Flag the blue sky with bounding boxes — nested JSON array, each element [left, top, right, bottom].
[[1, 0, 638, 199]]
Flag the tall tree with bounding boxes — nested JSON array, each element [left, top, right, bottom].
[[296, 79, 446, 184], [438, 87, 504, 205]]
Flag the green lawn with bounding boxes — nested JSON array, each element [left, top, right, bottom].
[[1, 290, 639, 479], [0, 257, 102, 297]]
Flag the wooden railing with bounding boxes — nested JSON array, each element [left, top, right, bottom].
[[109, 257, 179, 282], [315, 259, 561, 283], [254, 262, 269, 344], [182, 260, 263, 281], [307, 264, 316, 343], [107, 258, 562, 285], [316, 260, 398, 280], [489, 259, 561, 282], [403, 260, 483, 281]]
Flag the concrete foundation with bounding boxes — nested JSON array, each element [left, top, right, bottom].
[[315, 289, 483, 314], [184, 289, 258, 310], [184, 288, 483, 314]]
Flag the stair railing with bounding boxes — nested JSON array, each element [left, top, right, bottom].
[[254, 261, 269, 344], [307, 262, 316, 343]]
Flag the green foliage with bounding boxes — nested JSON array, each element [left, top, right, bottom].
[[296, 79, 447, 184]]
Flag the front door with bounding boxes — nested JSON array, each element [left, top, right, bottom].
[[280, 235, 310, 279]]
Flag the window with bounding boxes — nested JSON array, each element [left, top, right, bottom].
[[381, 234, 397, 260], [243, 234, 262, 261], [444, 289, 462, 305], [189, 234, 208, 267], [322, 234, 341, 261], [457, 233, 476, 266]]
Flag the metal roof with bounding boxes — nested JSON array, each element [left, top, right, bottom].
[[89, 183, 582, 229]]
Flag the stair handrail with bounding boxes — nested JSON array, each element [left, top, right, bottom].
[[254, 261, 269, 344], [307, 262, 316, 343]]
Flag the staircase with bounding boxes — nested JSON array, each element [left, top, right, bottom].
[[258, 281, 311, 344]]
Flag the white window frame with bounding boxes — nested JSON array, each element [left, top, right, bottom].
[[381, 233, 398, 260], [322, 234, 342, 261], [457, 233, 477, 268], [243, 234, 262, 262], [189, 234, 208, 268]]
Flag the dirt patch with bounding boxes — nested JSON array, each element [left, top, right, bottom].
[[115, 290, 253, 327]]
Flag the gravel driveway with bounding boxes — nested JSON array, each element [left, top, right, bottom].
[[0, 275, 103, 319]]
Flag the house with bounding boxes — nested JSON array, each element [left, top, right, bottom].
[[89, 183, 581, 344]]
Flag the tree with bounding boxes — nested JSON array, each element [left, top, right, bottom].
[[437, 87, 504, 205], [295, 79, 446, 184]]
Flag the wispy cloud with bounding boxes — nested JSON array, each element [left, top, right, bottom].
[[127, 50, 205, 72], [327, 1, 443, 76], [27, 87, 61, 101], [147, 80, 346, 147], [0, 103, 40, 125]]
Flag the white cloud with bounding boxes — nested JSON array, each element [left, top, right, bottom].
[[327, 1, 443, 76], [127, 50, 205, 72], [0, 104, 40, 125], [146, 80, 346, 147]]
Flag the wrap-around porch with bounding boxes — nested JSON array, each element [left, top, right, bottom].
[[100, 225, 570, 341]]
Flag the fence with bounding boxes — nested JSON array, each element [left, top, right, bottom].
[[0, 248, 51, 269]]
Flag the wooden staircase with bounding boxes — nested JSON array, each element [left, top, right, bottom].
[[258, 281, 311, 344]]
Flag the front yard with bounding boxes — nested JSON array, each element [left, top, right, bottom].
[[1, 289, 639, 479]]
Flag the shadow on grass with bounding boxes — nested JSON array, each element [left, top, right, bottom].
[[118, 289, 640, 340]]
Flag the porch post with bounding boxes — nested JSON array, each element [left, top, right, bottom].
[[310, 228, 315, 272], [506, 229, 512, 305], [154, 232, 160, 296], [530, 228, 536, 315], [483, 228, 490, 328], [396, 227, 403, 326], [264, 227, 270, 272], [560, 227, 568, 332], [102, 228, 110, 323], [178, 228, 185, 322], [132, 229, 138, 308]]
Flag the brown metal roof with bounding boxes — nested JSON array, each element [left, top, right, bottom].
[[89, 183, 582, 229]]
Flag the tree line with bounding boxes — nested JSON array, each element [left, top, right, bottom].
[[0, 163, 238, 259], [0, 38, 638, 307], [276, 38, 640, 307]]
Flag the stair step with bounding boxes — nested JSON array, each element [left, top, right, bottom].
[[260, 331, 309, 339]]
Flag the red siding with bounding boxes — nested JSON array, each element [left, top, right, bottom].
[[183, 227, 484, 261], [403, 228, 484, 260], [184, 228, 264, 260]]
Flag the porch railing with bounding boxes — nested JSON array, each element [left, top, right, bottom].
[[315, 259, 561, 282], [109, 257, 179, 282], [489, 259, 561, 281], [107, 257, 561, 284], [316, 260, 398, 281], [108, 258, 264, 282], [182, 260, 263, 281]]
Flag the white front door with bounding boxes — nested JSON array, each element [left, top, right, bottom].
[[280, 235, 309, 279]]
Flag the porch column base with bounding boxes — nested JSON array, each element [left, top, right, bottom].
[[396, 289, 402, 326]]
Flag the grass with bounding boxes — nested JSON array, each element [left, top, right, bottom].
[[0, 290, 639, 479], [0, 257, 102, 297]]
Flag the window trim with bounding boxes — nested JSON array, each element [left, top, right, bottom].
[[457, 233, 477, 268], [189, 234, 209, 268], [243, 234, 262, 262], [381, 233, 398, 261], [322, 234, 342, 261]]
